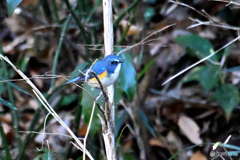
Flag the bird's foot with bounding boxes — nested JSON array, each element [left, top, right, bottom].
[[101, 94, 108, 102]]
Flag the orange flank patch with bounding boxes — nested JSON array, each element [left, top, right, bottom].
[[89, 70, 107, 82]]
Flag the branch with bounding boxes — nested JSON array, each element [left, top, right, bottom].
[[210, 0, 240, 7], [90, 71, 108, 103], [0, 55, 94, 160], [83, 94, 101, 160], [162, 35, 240, 85], [162, 0, 240, 85], [102, 0, 116, 159], [169, 0, 240, 31], [117, 23, 176, 56], [188, 17, 240, 31]]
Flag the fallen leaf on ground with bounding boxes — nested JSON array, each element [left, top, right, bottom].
[[178, 115, 203, 144], [190, 150, 207, 160]]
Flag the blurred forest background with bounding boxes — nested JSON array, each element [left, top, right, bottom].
[[1, 0, 240, 160]]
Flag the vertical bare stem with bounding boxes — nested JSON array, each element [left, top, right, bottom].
[[103, 0, 113, 56], [102, 0, 116, 159]]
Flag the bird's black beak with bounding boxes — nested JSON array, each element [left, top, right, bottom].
[[119, 59, 124, 63]]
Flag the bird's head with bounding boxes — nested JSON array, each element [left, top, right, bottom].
[[103, 55, 124, 74]]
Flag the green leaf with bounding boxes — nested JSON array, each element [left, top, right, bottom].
[[0, 98, 17, 110], [180, 66, 203, 83], [114, 82, 122, 105], [138, 109, 156, 137], [0, 70, 6, 94], [81, 84, 102, 136], [144, 7, 155, 23], [70, 62, 89, 79], [17, 57, 29, 72], [118, 52, 137, 100], [115, 110, 127, 137], [0, 79, 31, 96], [225, 66, 240, 73], [0, 82, 6, 95], [76, 156, 83, 160], [42, 152, 52, 160], [137, 58, 156, 80], [116, 125, 128, 151], [144, 0, 157, 4], [215, 84, 239, 120], [60, 94, 78, 106], [34, 152, 52, 160], [181, 65, 221, 91], [215, 46, 231, 60], [175, 34, 218, 62], [123, 153, 135, 160], [199, 65, 221, 91], [7, 0, 22, 17]]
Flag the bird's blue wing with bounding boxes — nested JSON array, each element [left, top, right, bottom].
[[66, 61, 106, 84], [87, 66, 106, 79], [91, 61, 106, 73], [85, 60, 106, 78]]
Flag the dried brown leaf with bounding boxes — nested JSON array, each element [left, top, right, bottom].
[[190, 150, 207, 160], [149, 138, 165, 148], [178, 115, 203, 144]]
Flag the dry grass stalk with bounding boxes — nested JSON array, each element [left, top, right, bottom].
[[0, 54, 94, 160]]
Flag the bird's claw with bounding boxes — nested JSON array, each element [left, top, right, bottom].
[[101, 95, 108, 102]]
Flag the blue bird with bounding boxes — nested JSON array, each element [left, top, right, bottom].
[[66, 55, 123, 88]]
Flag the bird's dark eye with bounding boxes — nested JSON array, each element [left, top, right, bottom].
[[111, 61, 118, 64]]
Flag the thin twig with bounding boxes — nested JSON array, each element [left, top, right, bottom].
[[19, 131, 84, 139], [95, 0, 141, 47], [162, 0, 240, 85], [19, 108, 41, 159], [117, 23, 176, 56], [162, 35, 240, 85], [0, 75, 64, 83], [84, 70, 108, 124], [210, 0, 240, 7], [36, 139, 51, 160], [90, 71, 108, 102], [83, 93, 101, 160], [73, 59, 106, 116], [119, 100, 146, 160], [169, 0, 206, 18], [188, 17, 240, 31], [75, 83, 105, 116], [0, 55, 94, 160], [84, 59, 98, 82], [36, 113, 51, 153], [169, 0, 240, 31]]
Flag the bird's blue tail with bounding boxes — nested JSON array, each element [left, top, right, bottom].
[[65, 76, 85, 84]]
